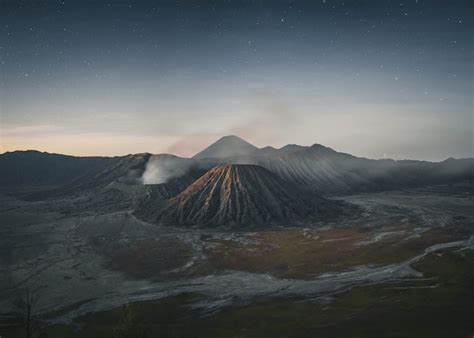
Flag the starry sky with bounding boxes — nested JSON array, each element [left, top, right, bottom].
[[1, 0, 472, 160]]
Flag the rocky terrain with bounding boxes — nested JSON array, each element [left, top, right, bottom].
[[0, 136, 473, 337]]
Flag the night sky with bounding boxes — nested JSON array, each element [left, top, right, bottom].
[[1, 0, 472, 160]]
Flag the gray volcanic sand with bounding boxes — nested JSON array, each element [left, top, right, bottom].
[[0, 184, 472, 323]]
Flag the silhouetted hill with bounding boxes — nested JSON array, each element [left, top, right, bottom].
[[0, 150, 111, 188]]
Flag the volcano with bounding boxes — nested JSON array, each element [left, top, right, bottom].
[[192, 135, 258, 159], [138, 164, 341, 227]]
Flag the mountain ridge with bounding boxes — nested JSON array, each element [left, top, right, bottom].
[[2, 137, 472, 199]]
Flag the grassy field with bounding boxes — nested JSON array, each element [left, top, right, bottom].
[[2, 248, 472, 338], [101, 223, 472, 282], [203, 224, 471, 278]]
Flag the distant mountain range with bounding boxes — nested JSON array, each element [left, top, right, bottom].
[[2, 135, 472, 195], [1, 136, 472, 227]]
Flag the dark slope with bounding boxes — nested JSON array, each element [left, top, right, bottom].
[[76, 153, 204, 201], [69, 153, 152, 190], [0, 150, 111, 188], [53, 172, 202, 214], [25, 153, 152, 199], [30, 153, 203, 202], [192, 135, 258, 159], [24, 153, 204, 215], [137, 164, 342, 227]]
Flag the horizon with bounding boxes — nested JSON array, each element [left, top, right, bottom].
[[1, 134, 471, 162], [1, 1, 473, 161]]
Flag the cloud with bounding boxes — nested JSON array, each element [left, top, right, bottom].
[[1, 124, 60, 136]]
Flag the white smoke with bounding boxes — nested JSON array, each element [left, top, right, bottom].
[[142, 155, 192, 185]]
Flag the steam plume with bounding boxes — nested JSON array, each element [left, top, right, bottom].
[[142, 155, 192, 184]]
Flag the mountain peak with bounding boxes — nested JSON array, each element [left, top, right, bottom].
[[192, 135, 258, 159], [219, 134, 246, 141]]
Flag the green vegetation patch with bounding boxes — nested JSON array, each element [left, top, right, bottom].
[[204, 225, 471, 278]]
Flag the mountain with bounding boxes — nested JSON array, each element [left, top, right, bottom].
[[216, 144, 473, 195], [137, 164, 342, 227], [237, 144, 369, 194], [3, 137, 472, 203], [28, 153, 204, 202], [68, 153, 153, 190], [192, 135, 259, 159], [0, 150, 112, 189]]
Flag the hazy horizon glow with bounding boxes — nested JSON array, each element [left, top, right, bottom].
[[1, 0, 472, 161]]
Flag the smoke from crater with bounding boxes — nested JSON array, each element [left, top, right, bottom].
[[142, 155, 193, 185]]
